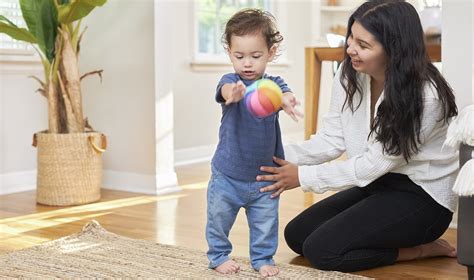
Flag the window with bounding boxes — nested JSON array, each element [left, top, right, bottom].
[[0, 0, 35, 56], [194, 0, 272, 63]]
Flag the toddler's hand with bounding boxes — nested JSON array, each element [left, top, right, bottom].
[[225, 81, 246, 105], [282, 93, 304, 122]]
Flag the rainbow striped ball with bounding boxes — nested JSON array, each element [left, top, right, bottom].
[[244, 79, 283, 118]]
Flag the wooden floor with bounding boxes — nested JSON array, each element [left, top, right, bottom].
[[0, 162, 467, 279]]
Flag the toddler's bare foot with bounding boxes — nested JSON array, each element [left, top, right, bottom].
[[215, 259, 240, 274], [259, 264, 279, 277], [418, 239, 457, 258]]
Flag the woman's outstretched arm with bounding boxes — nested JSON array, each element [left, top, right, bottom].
[[285, 67, 347, 166]]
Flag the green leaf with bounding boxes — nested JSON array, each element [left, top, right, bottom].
[[19, 0, 41, 38], [39, 1, 59, 63], [0, 15, 17, 27], [0, 21, 37, 43], [58, 0, 107, 24], [18, 0, 58, 62]]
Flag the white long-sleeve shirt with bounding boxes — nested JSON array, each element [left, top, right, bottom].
[[285, 68, 459, 212]]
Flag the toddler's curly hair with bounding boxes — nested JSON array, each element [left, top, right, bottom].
[[222, 8, 283, 50]]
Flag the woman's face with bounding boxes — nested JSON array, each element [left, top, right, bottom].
[[346, 21, 388, 79]]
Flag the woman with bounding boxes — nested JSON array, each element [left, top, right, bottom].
[[256, 0, 459, 272]]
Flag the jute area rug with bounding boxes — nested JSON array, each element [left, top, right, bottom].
[[0, 221, 372, 279]]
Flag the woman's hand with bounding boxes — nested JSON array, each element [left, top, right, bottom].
[[281, 92, 304, 122], [257, 156, 300, 198]]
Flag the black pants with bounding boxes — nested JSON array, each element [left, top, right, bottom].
[[284, 173, 453, 272]]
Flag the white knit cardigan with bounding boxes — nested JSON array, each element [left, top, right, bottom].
[[285, 68, 459, 212]]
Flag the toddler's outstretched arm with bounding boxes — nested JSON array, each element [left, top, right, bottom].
[[221, 81, 246, 105], [282, 92, 304, 122]]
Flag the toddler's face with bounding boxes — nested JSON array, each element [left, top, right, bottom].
[[228, 33, 275, 81]]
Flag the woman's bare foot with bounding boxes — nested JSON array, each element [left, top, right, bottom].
[[398, 239, 457, 261], [215, 259, 240, 274], [418, 239, 457, 258], [259, 264, 279, 277]]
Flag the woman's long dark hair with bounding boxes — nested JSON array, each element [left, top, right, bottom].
[[340, 0, 457, 161]]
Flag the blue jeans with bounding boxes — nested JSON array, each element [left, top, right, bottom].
[[206, 164, 279, 270]]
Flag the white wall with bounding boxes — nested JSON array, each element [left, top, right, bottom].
[[0, 63, 46, 193], [81, 0, 156, 176], [0, 66, 45, 173], [80, 0, 180, 194], [442, 0, 474, 109], [80, 0, 179, 194], [442, 0, 473, 229], [1, 0, 180, 195]]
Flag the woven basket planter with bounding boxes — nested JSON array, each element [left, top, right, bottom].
[[33, 131, 107, 206]]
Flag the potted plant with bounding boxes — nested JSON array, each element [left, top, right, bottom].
[[0, 0, 107, 206]]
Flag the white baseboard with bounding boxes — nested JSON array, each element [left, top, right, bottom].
[[0, 169, 181, 196], [449, 221, 458, 229], [449, 210, 458, 229], [103, 170, 181, 195], [0, 170, 36, 195]]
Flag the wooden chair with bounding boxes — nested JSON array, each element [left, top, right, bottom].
[[304, 44, 442, 140]]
